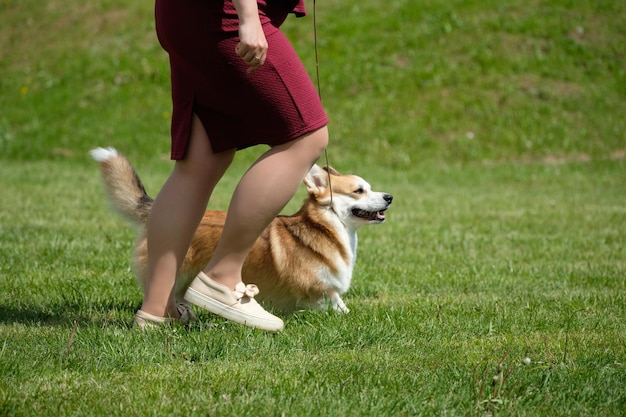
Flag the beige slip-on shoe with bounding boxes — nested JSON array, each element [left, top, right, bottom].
[[134, 303, 196, 329], [184, 272, 284, 332]]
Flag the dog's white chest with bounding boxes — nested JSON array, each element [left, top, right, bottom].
[[319, 231, 357, 294]]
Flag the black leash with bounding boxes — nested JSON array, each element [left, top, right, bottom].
[[313, 0, 334, 205]]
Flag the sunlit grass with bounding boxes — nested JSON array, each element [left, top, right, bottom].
[[1, 0, 625, 415]]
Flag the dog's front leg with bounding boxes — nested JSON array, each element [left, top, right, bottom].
[[330, 293, 350, 314]]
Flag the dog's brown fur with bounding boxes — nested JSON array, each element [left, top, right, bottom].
[[91, 147, 392, 313]]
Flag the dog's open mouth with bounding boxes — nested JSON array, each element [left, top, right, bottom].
[[352, 208, 387, 222]]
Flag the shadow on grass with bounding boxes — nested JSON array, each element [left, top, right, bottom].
[[0, 299, 138, 328]]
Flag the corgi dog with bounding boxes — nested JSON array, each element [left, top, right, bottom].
[[91, 147, 392, 314]]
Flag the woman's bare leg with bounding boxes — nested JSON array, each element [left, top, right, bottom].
[[141, 115, 235, 318], [204, 126, 329, 289]]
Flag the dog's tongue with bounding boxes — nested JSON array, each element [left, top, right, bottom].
[[376, 211, 386, 220]]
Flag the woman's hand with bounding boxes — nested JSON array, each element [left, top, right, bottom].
[[233, 0, 267, 73]]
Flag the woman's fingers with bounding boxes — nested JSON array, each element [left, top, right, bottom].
[[236, 21, 267, 73]]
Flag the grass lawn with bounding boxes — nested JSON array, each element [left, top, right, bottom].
[[1, 0, 624, 415]]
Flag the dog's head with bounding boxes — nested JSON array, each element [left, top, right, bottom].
[[304, 164, 393, 229]]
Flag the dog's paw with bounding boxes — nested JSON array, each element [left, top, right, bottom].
[[331, 297, 350, 314]]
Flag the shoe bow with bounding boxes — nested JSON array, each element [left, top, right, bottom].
[[234, 283, 260, 300]]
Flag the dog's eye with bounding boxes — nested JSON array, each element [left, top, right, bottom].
[[354, 187, 364, 194]]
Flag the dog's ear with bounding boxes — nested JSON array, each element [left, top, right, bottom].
[[322, 165, 341, 176], [304, 164, 329, 195]]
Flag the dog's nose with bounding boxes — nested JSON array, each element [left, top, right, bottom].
[[384, 194, 393, 204]]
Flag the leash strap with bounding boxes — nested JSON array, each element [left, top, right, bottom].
[[313, 0, 334, 204], [313, 0, 323, 102]]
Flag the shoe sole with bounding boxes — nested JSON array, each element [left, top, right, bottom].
[[184, 287, 284, 332]]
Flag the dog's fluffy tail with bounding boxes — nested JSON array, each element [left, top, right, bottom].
[[90, 147, 152, 225]]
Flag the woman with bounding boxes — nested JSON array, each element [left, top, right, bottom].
[[134, 0, 329, 331]]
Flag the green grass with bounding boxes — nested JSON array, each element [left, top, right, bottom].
[[1, 0, 625, 415]]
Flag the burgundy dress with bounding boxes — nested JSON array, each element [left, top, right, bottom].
[[155, 0, 328, 158]]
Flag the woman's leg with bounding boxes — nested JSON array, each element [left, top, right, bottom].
[[204, 126, 329, 289], [141, 115, 235, 318]]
